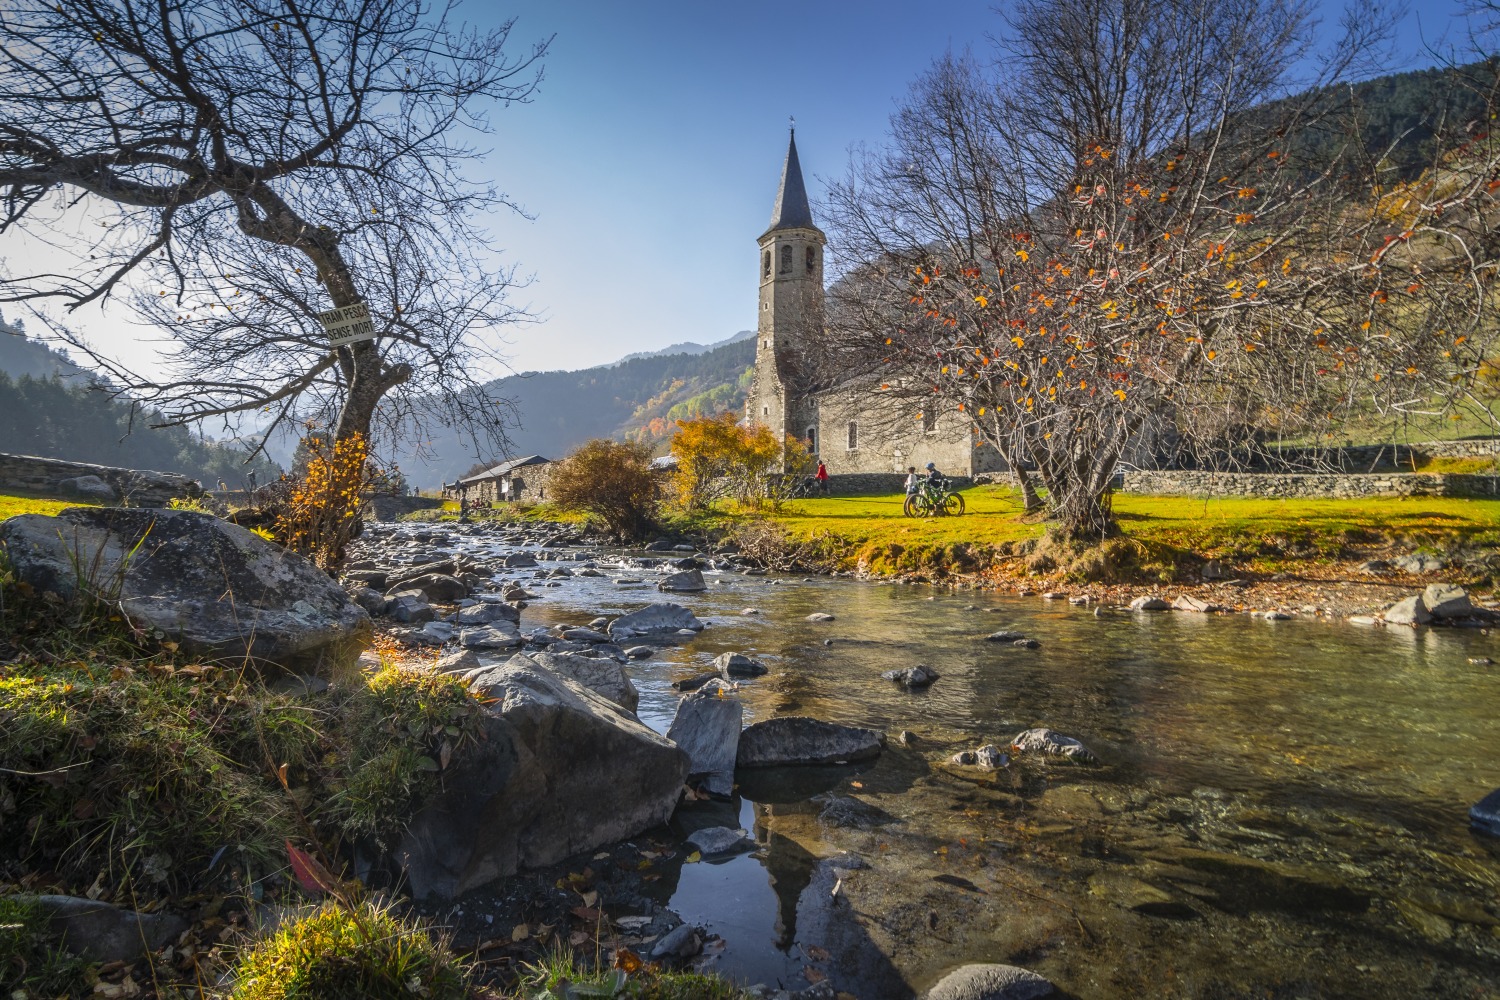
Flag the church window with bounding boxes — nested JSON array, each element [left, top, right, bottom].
[[807, 427, 817, 452], [806, 247, 816, 273], [847, 421, 858, 450], [779, 245, 792, 274], [922, 409, 937, 435], [763, 250, 771, 277], [763, 406, 770, 417]]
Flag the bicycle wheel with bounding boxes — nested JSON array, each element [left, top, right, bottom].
[[903, 493, 922, 518], [943, 492, 965, 516]]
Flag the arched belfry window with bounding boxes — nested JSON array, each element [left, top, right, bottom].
[[806, 247, 816, 273], [779, 245, 792, 274], [847, 421, 858, 451], [762, 250, 771, 277]]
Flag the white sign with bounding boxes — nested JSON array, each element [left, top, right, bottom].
[[318, 301, 376, 347]]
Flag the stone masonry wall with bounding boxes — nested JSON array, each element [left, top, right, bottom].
[[0, 452, 201, 507], [1121, 469, 1500, 499]]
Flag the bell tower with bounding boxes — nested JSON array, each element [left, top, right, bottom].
[[747, 127, 825, 455]]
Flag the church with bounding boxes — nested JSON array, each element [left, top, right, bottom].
[[744, 132, 1009, 478]]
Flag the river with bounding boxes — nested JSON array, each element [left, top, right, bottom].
[[444, 528, 1500, 998]]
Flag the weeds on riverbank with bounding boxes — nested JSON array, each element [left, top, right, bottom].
[[514, 948, 750, 1000], [0, 895, 94, 997]]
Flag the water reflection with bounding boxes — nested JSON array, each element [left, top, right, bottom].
[[491, 547, 1500, 998]]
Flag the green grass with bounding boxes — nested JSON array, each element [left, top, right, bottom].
[[744, 486, 1500, 578], [0, 493, 93, 520], [0, 895, 95, 997], [513, 948, 750, 1000]]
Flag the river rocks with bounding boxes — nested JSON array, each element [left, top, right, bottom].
[[1395, 552, 1445, 574], [1470, 788, 1500, 837], [923, 964, 1055, 1000], [1012, 728, 1098, 763], [436, 649, 483, 674], [1129, 596, 1171, 611], [657, 569, 707, 592], [984, 630, 1026, 642], [60, 474, 119, 502], [672, 672, 722, 692], [737, 717, 884, 767], [455, 602, 520, 626], [1422, 583, 1474, 619], [883, 664, 939, 688], [609, 603, 705, 636], [459, 625, 523, 650], [623, 645, 655, 659], [395, 572, 467, 602], [502, 552, 538, 568], [716, 651, 769, 678], [349, 584, 388, 615], [388, 592, 435, 624], [806, 612, 835, 622], [1172, 595, 1220, 613], [1383, 595, 1432, 626], [561, 626, 610, 643], [686, 825, 754, 856], [505, 651, 639, 712], [950, 744, 1008, 769], [398, 660, 688, 899], [29, 894, 187, 962], [0, 508, 369, 673], [650, 922, 703, 959], [666, 679, 742, 797]]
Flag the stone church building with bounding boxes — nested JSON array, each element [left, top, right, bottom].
[[745, 133, 1008, 478]]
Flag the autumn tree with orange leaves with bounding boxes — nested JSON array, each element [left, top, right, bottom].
[[821, 0, 1500, 539]]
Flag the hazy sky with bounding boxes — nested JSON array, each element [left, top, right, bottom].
[[5, 0, 1479, 381]]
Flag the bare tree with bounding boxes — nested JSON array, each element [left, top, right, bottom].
[[821, 0, 1500, 538], [0, 0, 547, 462]]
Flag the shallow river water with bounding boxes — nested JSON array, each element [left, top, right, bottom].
[[453, 533, 1500, 999]]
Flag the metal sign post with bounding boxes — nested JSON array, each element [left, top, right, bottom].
[[318, 301, 376, 347]]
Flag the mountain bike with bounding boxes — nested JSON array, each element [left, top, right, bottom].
[[903, 480, 965, 517]]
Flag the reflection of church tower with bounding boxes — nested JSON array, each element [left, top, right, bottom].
[[747, 129, 825, 458]]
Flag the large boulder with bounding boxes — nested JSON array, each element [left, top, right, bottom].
[[737, 717, 885, 767], [505, 650, 639, 712], [609, 603, 705, 637], [657, 569, 707, 592], [1383, 595, 1432, 626], [0, 508, 369, 673], [1422, 583, 1474, 620], [666, 679, 742, 797], [924, 963, 1055, 1000], [30, 895, 187, 963], [397, 661, 688, 899]]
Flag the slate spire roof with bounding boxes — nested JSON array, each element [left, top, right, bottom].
[[768, 129, 816, 232]]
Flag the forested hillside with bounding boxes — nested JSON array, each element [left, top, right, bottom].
[[0, 317, 281, 486], [399, 336, 755, 484]]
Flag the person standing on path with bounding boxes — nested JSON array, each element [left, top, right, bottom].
[[815, 460, 830, 495]]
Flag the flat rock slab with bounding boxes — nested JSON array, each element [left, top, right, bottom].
[[1128, 596, 1171, 611], [984, 630, 1026, 642], [1383, 595, 1432, 626], [737, 716, 884, 767], [1423, 583, 1474, 619], [0, 508, 369, 673], [1172, 595, 1220, 613], [32, 895, 187, 963], [610, 603, 705, 636], [716, 651, 768, 678], [504, 650, 639, 713], [805, 612, 836, 622], [924, 963, 1055, 1000]]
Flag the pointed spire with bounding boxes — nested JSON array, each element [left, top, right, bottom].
[[768, 128, 815, 232]]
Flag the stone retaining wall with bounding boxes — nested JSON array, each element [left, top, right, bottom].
[[0, 452, 201, 507], [822, 473, 975, 496], [365, 494, 445, 521], [1121, 469, 1500, 499]]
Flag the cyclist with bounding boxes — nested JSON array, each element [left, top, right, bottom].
[[925, 462, 946, 486]]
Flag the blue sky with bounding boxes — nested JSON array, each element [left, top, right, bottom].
[[470, 0, 1479, 375]]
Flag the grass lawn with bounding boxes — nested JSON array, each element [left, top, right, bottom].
[[757, 486, 1500, 577], [0, 494, 93, 520]]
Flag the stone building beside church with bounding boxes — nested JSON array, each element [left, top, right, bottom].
[[745, 133, 1008, 478]]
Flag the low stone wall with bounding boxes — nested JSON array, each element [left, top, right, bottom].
[[365, 495, 445, 521], [1121, 469, 1500, 499], [0, 452, 201, 507], [823, 473, 975, 496]]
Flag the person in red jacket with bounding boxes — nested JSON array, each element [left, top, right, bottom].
[[814, 460, 829, 495]]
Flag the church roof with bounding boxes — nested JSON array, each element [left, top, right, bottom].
[[767, 131, 816, 232]]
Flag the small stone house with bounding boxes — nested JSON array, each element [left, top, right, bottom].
[[448, 455, 554, 505]]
